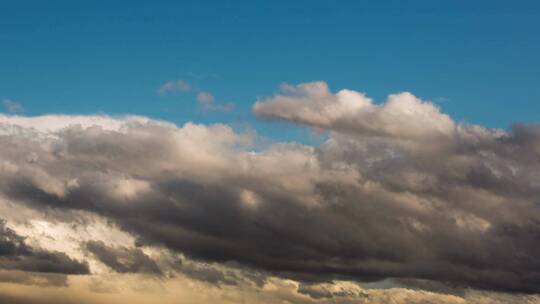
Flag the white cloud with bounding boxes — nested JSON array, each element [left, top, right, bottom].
[[158, 80, 192, 94], [253, 81, 455, 141], [0, 114, 159, 134]]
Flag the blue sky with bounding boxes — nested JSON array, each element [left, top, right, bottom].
[[1, 0, 539, 142]]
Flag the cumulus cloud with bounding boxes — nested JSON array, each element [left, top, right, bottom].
[[253, 81, 455, 141], [0, 82, 540, 302]]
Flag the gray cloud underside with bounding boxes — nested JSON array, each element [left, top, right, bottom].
[[0, 82, 539, 295], [0, 220, 89, 275], [85, 240, 162, 275], [86, 239, 265, 287]]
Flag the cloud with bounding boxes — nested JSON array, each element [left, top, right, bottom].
[[0, 293, 84, 304], [85, 241, 162, 275], [205, 102, 235, 112], [434, 96, 450, 103], [196, 91, 233, 112], [0, 270, 68, 287], [0, 82, 540, 298], [253, 81, 454, 141], [297, 281, 369, 299], [197, 91, 215, 104], [0, 275, 539, 304], [0, 220, 89, 275], [158, 81, 234, 112], [2, 99, 24, 113], [157, 80, 192, 94]]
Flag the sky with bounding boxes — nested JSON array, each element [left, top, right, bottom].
[[1, 1, 540, 136], [1, 1, 540, 304]]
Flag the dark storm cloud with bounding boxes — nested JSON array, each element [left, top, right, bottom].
[[85, 240, 161, 275], [1, 82, 540, 296], [0, 220, 89, 275], [173, 259, 248, 286], [87, 236, 264, 287]]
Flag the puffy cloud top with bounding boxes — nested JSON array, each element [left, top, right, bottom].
[[253, 82, 455, 141]]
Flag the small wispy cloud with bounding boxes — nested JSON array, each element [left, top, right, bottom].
[[158, 80, 192, 94], [159, 80, 234, 112], [197, 91, 215, 104], [197, 91, 233, 112], [434, 96, 450, 103], [2, 99, 24, 113], [203, 102, 234, 112]]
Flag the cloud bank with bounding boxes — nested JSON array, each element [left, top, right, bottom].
[[0, 82, 539, 302]]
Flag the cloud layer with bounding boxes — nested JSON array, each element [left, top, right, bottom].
[[0, 82, 539, 302], [0, 220, 88, 275]]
